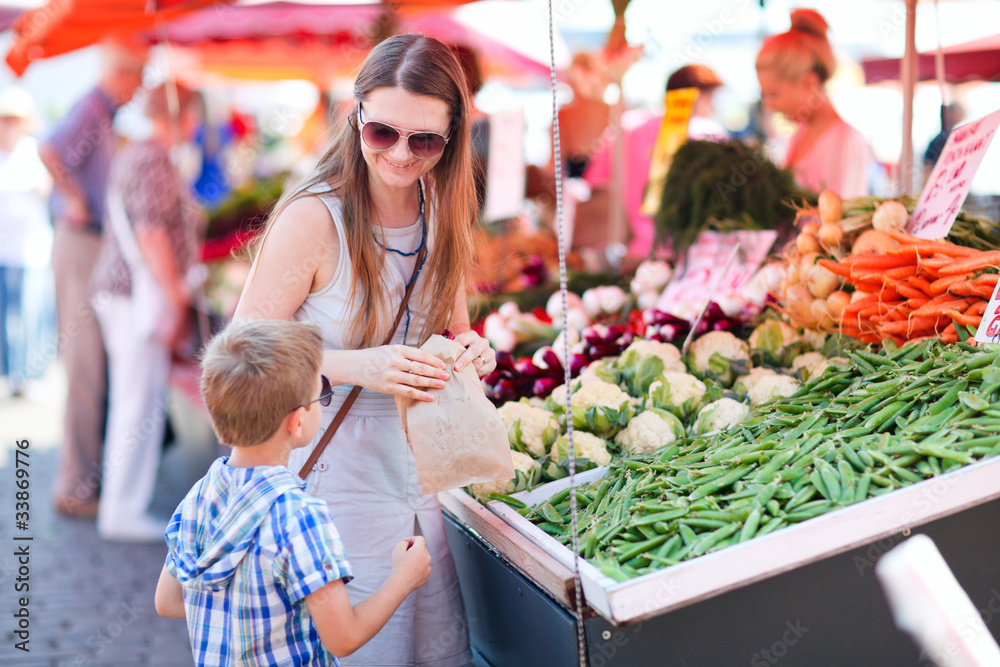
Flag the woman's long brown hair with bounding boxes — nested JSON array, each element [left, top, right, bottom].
[[253, 34, 477, 348]]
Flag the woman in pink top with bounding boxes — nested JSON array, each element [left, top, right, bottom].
[[756, 9, 871, 198]]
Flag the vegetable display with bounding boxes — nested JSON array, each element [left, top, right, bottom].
[[818, 230, 998, 345], [517, 340, 1000, 582]]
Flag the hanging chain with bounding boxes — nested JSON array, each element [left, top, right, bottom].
[[546, 1, 588, 664]]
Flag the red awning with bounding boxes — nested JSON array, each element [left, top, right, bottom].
[[863, 33, 1000, 84]]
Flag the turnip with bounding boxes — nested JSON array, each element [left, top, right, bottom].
[[796, 232, 820, 254], [810, 298, 834, 328], [801, 221, 821, 236], [826, 290, 851, 319], [785, 283, 815, 326], [872, 200, 909, 233], [818, 190, 843, 223], [806, 263, 839, 298], [818, 221, 844, 248]]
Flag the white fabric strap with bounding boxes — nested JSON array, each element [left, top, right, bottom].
[[106, 191, 150, 278]]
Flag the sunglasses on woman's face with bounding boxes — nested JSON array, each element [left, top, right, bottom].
[[357, 103, 449, 160], [299, 375, 333, 410]]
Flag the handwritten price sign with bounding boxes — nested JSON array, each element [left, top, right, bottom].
[[909, 108, 1000, 239], [656, 229, 777, 315], [975, 277, 1000, 344]]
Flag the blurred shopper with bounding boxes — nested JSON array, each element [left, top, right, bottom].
[[583, 64, 728, 262], [756, 9, 871, 197], [39, 36, 148, 518], [558, 52, 611, 178], [0, 87, 51, 398], [91, 83, 203, 542], [924, 102, 965, 182]]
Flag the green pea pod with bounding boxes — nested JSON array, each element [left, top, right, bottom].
[[915, 444, 974, 465], [631, 508, 689, 526], [486, 493, 527, 509], [784, 485, 818, 511], [679, 523, 698, 546], [689, 523, 740, 558], [818, 461, 842, 503], [853, 472, 872, 503], [756, 517, 786, 537], [810, 469, 830, 500], [959, 391, 990, 412], [739, 508, 763, 543]]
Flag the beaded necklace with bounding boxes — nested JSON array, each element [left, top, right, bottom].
[[373, 180, 427, 345]]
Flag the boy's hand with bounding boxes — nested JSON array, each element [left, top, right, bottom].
[[390, 536, 431, 591]]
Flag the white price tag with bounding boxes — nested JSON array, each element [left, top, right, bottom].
[[909, 108, 1000, 239]]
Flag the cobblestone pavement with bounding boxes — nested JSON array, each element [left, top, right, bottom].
[[0, 366, 216, 666]]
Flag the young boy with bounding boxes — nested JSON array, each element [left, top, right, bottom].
[[154, 319, 431, 665]]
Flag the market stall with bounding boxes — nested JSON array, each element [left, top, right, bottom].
[[448, 169, 1000, 664]]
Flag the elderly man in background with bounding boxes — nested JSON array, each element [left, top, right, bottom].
[[39, 36, 148, 519]]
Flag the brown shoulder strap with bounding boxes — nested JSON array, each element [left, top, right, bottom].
[[298, 245, 426, 479]]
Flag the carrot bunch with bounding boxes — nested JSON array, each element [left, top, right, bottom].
[[816, 230, 1000, 346]]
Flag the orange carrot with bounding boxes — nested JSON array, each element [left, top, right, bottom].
[[887, 230, 925, 245], [928, 274, 968, 296], [817, 258, 851, 278], [944, 311, 983, 327], [885, 334, 906, 348], [907, 277, 934, 295], [968, 301, 988, 316], [911, 297, 970, 317], [878, 316, 950, 336], [843, 254, 917, 269], [889, 243, 977, 258], [975, 273, 1000, 286], [897, 283, 928, 300], [938, 251, 1000, 276]]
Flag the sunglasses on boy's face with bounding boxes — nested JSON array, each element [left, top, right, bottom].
[[357, 103, 449, 160], [298, 375, 333, 410]]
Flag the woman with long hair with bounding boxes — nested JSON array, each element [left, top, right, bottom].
[[756, 9, 872, 197], [233, 34, 488, 666]]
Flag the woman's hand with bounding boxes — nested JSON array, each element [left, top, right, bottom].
[[452, 331, 496, 378], [349, 345, 450, 402]]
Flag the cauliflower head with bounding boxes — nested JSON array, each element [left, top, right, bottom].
[[648, 372, 707, 418], [578, 358, 618, 386], [620, 339, 686, 373], [745, 373, 800, 406], [614, 408, 685, 455], [749, 320, 805, 367], [692, 398, 750, 435], [688, 331, 751, 387], [733, 367, 779, 399], [570, 380, 630, 411], [471, 451, 541, 499], [550, 431, 612, 467], [791, 352, 830, 381], [497, 400, 560, 458]]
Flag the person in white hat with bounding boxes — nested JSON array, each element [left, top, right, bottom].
[[0, 86, 51, 399]]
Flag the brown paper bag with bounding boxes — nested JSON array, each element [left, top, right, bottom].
[[396, 334, 514, 494]]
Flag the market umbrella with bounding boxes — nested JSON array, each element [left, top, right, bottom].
[[161, 1, 564, 86], [4, 0, 230, 76], [862, 32, 1000, 84], [3, 0, 482, 76]]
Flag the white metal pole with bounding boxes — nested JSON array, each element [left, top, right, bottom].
[[899, 0, 918, 195]]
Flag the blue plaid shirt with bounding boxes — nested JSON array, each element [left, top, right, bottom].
[[165, 458, 353, 666]]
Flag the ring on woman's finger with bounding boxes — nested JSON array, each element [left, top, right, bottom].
[[408, 360, 413, 374]]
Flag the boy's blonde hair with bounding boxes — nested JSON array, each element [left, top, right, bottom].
[[200, 319, 324, 447]]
